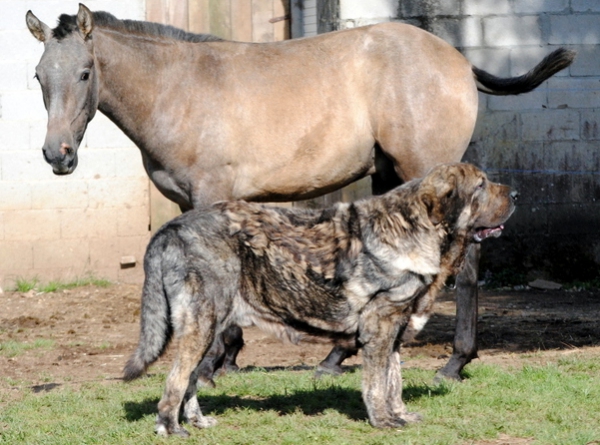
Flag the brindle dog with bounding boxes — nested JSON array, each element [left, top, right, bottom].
[[124, 163, 516, 436]]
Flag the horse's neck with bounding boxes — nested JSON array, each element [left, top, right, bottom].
[[94, 28, 180, 152]]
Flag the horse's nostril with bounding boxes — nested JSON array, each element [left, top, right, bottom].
[[510, 191, 519, 201], [60, 143, 73, 156]]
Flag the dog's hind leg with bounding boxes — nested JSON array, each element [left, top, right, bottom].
[[155, 291, 218, 437], [156, 328, 217, 436], [182, 361, 219, 429]]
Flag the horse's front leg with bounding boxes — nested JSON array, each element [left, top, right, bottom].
[[220, 324, 244, 372], [436, 244, 480, 381], [315, 343, 358, 377]]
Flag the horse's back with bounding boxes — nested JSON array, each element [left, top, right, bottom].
[[158, 22, 479, 201]]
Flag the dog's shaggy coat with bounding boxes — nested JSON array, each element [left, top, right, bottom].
[[124, 163, 516, 436]]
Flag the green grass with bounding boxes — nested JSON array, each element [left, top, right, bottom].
[[0, 339, 55, 358], [1, 357, 599, 445], [11, 276, 111, 293]]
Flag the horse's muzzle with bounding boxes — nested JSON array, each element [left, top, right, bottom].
[[43, 147, 78, 175]]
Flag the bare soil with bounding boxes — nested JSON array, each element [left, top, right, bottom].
[[1, 283, 599, 391]]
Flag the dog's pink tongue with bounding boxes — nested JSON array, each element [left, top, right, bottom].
[[474, 225, 504, 242]]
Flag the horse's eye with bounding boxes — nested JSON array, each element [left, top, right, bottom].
[[80, 71, 90, 81]]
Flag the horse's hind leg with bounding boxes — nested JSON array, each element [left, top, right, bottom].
[[196, 324, 244, 385], [221, 325, 244, 372], [371, 145, 403, 195], [436, 244, 480, 382]]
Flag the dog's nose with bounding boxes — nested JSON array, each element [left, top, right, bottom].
[[510, 191, 519, 202]]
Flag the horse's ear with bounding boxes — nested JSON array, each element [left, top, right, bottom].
[[26, 11, 51, 42], [77, 4, 94, 40]]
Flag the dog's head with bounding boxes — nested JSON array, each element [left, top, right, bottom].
[[419, 163, 517, 243]]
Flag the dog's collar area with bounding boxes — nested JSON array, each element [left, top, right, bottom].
[[473, 225, 504, 243]]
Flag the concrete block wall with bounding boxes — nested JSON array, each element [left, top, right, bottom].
[[0, 1, 149, 289], [337, 0, 600, 282]]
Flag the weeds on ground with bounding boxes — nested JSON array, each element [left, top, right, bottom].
[[481, 268, 527, 289], [0, 339, 55, 358], [563, 278, 600, 291], [13, 277, 39, 293], [11, 275, 111, 293]]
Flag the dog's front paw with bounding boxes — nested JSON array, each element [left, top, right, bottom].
[[189, 415, 218, 429], [401, 411, 423, 423], [155, 422, 190, 437], [370, 412, 422, 428]]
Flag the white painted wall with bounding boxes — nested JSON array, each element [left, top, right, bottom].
[[339, 0, 395, 27], [0, 1, 148, 288]]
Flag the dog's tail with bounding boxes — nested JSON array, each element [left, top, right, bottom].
[[123, 237, 174, 381], [473, 48, 575, 96]]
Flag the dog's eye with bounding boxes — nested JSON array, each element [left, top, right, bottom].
[[477, 180, 485, 189]]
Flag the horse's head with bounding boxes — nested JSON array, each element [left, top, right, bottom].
[[26, 4, 99, 175]]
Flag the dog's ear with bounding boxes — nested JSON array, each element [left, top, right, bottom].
[[421, 174, 459, 226], [421, 192, 443, 225]]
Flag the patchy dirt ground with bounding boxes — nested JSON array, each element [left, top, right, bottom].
[[1, 282, 599, 391], [1, 283, 600, 444]]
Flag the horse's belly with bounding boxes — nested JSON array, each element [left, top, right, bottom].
[[236, 136, 376, 201]]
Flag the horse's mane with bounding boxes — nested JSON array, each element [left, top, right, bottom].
[[52, 11, 223, 43]]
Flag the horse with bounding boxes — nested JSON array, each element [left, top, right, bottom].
[[26, 4, 574, 382]]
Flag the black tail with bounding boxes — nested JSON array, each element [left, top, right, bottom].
[[123, 241, 172, 381], [473, 48, 576, 96]]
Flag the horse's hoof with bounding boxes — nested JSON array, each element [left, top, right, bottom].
[[314, 364, 343, 378], [197, 376, 216, 388], [222, 363, 239, 373], [433, 370, 462, 384]]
